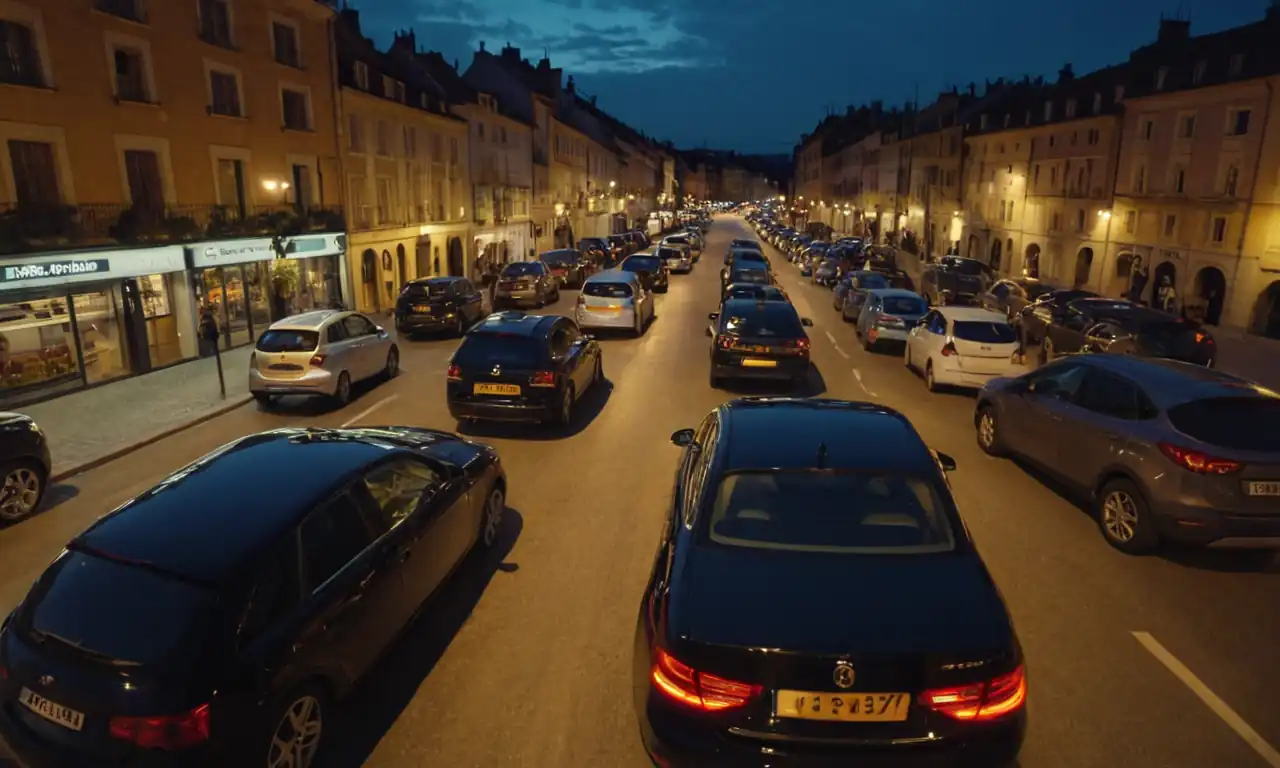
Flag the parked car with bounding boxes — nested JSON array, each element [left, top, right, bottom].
[[707, 299, 814, 389], [1015, 289, 1100, 347], [729, 239, 763, 253], [663, 233, 699, 258], [577, 237, 610, 265], [620, 253, 670, 293], [494, 261, 560, 309], [576, 269, 655, 336], [856, 289, 929, 351], [812, 257, 841, 286], [0, 413, 51, 525], [608, 235, 634, 261], [250, 311, 398, 407], [447, 312, 604, 426], [1036, 298, 1216, 367], [920, 256, 994, 306], [975, 354, 1280, 553], [905, 307, 1020, 392], [395, 276, 485, 337], [539, 249, 593, 288], [657, 244, 693, 274], [0, 426, 506, 768], [839, 271, 891, 322], [833, 270, 889, 311], [721, 262, 773, 295], [720, 284, 788, 306], [982, 277, 1060, 320]]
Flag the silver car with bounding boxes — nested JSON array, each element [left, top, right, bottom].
[[249, 310, 398, 407], [658, 243, 693, 273], [575, 269, 655, 335], [856, 288, 928, 351]]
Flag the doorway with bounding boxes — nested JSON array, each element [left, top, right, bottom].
[[1192, 266, 1226, 325], [361, 248, 379, 311], [1074, 247, 1094, 288], [1023, 244, 1041, 278], [415, 238, 432, 278], [447, 237, 464, 277], [396, 244, 408, 292], [989, 239, 1002, 270]]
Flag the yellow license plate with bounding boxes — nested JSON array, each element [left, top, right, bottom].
[[775, 691, 911, 723], [741, 358, 777, 368], [413, 304, 431, 312], [588, 305, 622, 312], [474, 383, 520, 396]]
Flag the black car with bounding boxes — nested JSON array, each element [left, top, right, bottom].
[[446, 312, 604, 426], [707, 299, 814, 388], [539, 249, 593, 289], [0, 412, 51, 525], [634, 398, 1027, 768], [620, 254, 670, 293], [395, 276, 485, 337], [0, 426, 507, 768], [1038, 298, 1216, 367], [577, 237, 610, 266], [920, 257, 993, 306], [981, 278, 1060, 320], [722, 262, 773, 292], [608, 235, 633, 261], [721, 283, 787, 305], [494, 262, 560, 309], [1016, 288, 1099, 347]]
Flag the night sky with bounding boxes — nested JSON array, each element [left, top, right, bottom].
[[354, 0, 1263, 153]]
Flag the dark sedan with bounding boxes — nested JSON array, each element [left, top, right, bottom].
[[0, 426, 506, 768], [620, 253, 670, 293], [721, 283, 787, 305], [395, 276, 485, 337], [635, 398, 1026, 768], [1015, 288, 1098, 347], [708, 299, 814, 388], [539, 249, 593, 288]]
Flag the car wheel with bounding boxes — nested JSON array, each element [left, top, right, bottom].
[[259, 682, 327, 768], [1039, 336, 1053, 366], [481, 483, 505, 548], [905, 344, 915, 372], [976, 406, 1007, 457], [384, 347, 399, 380], [1097, 478, 1160, 554], [0, 460, 45, 525], [593, 354, 604, 387], [332, 372, 352, 406], [455, 316, 465, 337], [925, 360, 939, 392], [556, 384, 575, 426], [253, 392, 275, 409], [633, 312, 643, 337]]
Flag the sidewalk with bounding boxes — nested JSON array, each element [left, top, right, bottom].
[[18, 347, 255, 480]]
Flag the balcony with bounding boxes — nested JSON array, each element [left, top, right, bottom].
[[0, 203, 346, 256]]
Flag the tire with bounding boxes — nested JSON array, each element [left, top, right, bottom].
[[480, 483, 505, 548], [1039, 336, 1053, 366], [976, 406, 1007, 457], [633, 312, 643, 337], [905, 344, 915, 372], [593, 354, 604, 387], [925, 360, 939, 392], [332, 372, 352, 406], [255, 682, 327, 768], [0, 459, 46, 525], [1097, 478, 1160, 554], [253, 392, 275, 409], [383, 347, 399, 380], [555, 384, 575, 427]]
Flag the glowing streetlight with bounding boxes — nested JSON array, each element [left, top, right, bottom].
[[1097, 209, 1112, 220]]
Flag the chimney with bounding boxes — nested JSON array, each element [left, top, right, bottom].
[[1058, 62, 1075, 83], [967, 82, 976, 97], [566, 75, 575, 96], [870, 100, 883, 113], [501, 44, 521, 63], [390, 29, 415, 56], [478, 40, 485, 52], [1157, 17, 1191, 43]]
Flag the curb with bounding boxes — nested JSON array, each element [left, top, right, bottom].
[[50, 395, 254, 483]]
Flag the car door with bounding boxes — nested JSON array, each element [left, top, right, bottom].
[[1049, 307, 1092, 354], [1053, 369, 1151, 489], [1008, 362, 1090, 468], [983, 281, 1011, 313], [342, 314, 382, 379], [908, 310, 937, 359], [456, 280, 483, 323]]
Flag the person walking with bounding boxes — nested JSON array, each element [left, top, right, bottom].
[[198, 307, 220, 357]]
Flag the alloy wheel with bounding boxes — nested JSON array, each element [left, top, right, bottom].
[[560, 387, 574, 425], [978, 411, 997, 449], [0, 467, 41, 522], [482, 486, 505, 547], [925, 363, 936, 391], [1102, 491, 1140, 543], [334, 373, 351, 404], [267, 695, 323, 768]]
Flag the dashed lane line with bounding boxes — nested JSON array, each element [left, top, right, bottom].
[[851, 368, 878, 398], [340, 394, 400, 428]]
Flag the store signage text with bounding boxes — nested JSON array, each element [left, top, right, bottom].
[[1, 259, 110, 283], [203, 243, 275, 260]]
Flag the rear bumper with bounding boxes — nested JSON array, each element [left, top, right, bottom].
[[866, 328, 909, 344], [712, 357, 808, 381], [1152, 502, 1280, 547], [0, 702, 220, 768], [933, 359, 1019, 389], [576, 308, 637, 329], [448, 398, 556, 423], [248, 367, 336, 396], [396, 313, 456, 332]]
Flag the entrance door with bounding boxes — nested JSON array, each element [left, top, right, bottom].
[[396, 245, 407, 292], [118, 278, 151, 375], [447, 237, 464, 277]]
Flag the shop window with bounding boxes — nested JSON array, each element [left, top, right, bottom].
[[0, 18, 46, 87], [0, 298, 79, 402], [74, 290, 129, 385], [139, 274, 182, 367]]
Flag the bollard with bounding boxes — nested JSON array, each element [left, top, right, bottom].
[[213, 342, 226, 398]]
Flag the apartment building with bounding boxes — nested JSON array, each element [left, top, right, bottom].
[[0, 0, 346, 407]]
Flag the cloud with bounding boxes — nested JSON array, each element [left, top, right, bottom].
[[409, 1, 484, 20], [571, 22, 633, 36]]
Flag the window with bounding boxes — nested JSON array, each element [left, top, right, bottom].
[[360, 460, 440, 534], [1033, 165, 1041, 185], [342, 313, 376, 338], [1076, 209, 1086, 232], [1228, 109, 1251, 137], [1141, 119, 1154, 140], [1163, 213, 1177, 237], [1228, 54, 1244, 77], [1211, 217, 1227, 244], [1225, 165, 1239, 197], [1050, 166, 1058, 186], [393, 80, 405, 103], [1134, 164, 1146, 194], [953, 321, 1017, 344], [7, 140, 61, 205], [95, 0, 145, 23], [112, 45, 150, 103], [0, 19, 44, 87], [300, 494, 374, 592], [238, 538, 301, 642], [1167, 397, 1280, 452], [1065, 99, 1077, 118], [449, 137, 458, 165], [271, 20, 300, 68], [1114, 85, 1125, 102], [477, 122, 485, 140], [208, 68, 241, 117], [998, 200, 1006, 220], [1155, 66, 1168, 91], [1192, 60, 1207, 85], [123, 149, 163, 210], [376, 120, 392, 156], [1172, 167, 1185, 194], [1043, 101, 1053, 121], [1124, 210, 1136, 234], [347, 114, 364, 152], [354, 61, 369, 90], [1092, 92, 1102, 114], [1179, 115, 1196, 138], [281, 86, 311, 130], [1087, 128, 1100, 145], [1051, 212, 1061, 231], [1074, 371, 1153, 421], [375, 177, 392, 222], [197, 0, 233, 48], [403, 125, 416, 158], [1048, 135, 1056, 148]]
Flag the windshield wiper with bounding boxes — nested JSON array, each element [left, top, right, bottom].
[[34, 629, 141, 667]]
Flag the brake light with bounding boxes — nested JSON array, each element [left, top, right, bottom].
[[109, 703, 211, 751], [530, 371, 557, 387], [309, 354, 327, 367], [791, 338, 811, 353], [921, 665, 1026, 722], [940, 340, 958, 356], [446, 364, 462, 381], [651, 648, 760, 711], [716, 335, 734, 350], [1158, 442, 1242, 475]]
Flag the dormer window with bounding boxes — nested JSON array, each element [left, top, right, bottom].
[[354, 61, 369, 91], [980, 114, 989, 130], [1065, 98, 1077, 118], [1003, 113, 1011, 128], [1092, 92, 1102, 113], [1229, 54, 1244, 77], [1192, 60, 1207, 85], [1115, 84, 1125, 102], [1043, 101, 1053, 121], [1155, 66, 1168, 91]]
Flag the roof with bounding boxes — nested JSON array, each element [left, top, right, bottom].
[[1067, 355, 1280, 408], [269, 309, 343, 330], [938, 307, 1007, 322], [585, 268, 639, 283], [73, 429, 419, 585], [718, 399, 937, 473], [471, 311, 557, 337]]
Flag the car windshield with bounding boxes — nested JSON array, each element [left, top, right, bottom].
[[705, 470, 955, 554], [502, 263, 542, 277], [882, 296, 926, 315], [540, 251, 575, 266], [584, 282, 633, 299], [622, 256, 659, 272], [733, 251, 767, 263], [723, 308, 803, 337], [953, 320, 1017, 343], [256, 329, 319, 353], [454, 334, 544, 368]]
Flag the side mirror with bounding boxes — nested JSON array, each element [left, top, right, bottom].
[[708, 312, 719, 321], [670, 428, 695, 447], [801, 318, 814, 327], [935, 451, 957, 472]]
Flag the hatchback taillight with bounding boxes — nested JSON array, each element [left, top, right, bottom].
[[715, 335, 734, 350], [531, 371, 556, 387], [309, 354, 326, 367], [940, 341, 958, 357], [446, 364, 462, 381], [109, 703, 211, 751], [1158, 442, 1242, 475], [921, 665, 1026, 722], [651, 648, 760, 711]]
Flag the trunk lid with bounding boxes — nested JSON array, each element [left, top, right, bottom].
[[950, 319, 1019, 374]]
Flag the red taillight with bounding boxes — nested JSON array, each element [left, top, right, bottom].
[[651, 648, 760, 711], [1158, 442, 1242, 475], [940, 341, 958, 357], [108, 703, 211, 751], [309, 354, 326, 367], [715, 334, 734, 350], [446, 363, 462, 381], [791, 338, 811, 354], [530, 371, 557, 387], [921, 665, 1026, 722]]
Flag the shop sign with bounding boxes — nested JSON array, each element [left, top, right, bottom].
[[1, 259, 109, 283], [0, 245, 187, 291], [190, 234, 346, 267]]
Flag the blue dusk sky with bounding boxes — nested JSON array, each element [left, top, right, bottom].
[[351, 0, 1265, 153]]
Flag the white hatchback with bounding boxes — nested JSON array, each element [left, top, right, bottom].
[[905, 307, 1021, 391], [575, 269, 655, 336], [249, 310, 399, 406]]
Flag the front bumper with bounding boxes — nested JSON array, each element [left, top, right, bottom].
[[249, 367, 336, 396]]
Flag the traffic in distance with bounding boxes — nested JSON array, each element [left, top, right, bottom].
[[0, 201, 1276, 768]]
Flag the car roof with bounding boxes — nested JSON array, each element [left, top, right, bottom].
[[1064, 355, 1278, 408], [539, 248, 577, 257], [717, 399, 938, 473], [268, 309, 346, 331], [584, 268, 639, 284], [937, 306, 1007, 322], [407, 276, 462, 286], [869, 288, 922, 299], [1069, 298, 1179, 324], [721, 297, 797, 315], [73, 428, 451, 585], [725, 284, 785, 296], [470, 311, 558, 337]]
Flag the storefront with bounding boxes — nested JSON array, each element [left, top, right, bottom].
[[186, 233, 348, 352], [0, 245, 195, 407]]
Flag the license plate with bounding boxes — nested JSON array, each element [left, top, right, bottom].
[[413, 304, 431, 312], [1246, 481, 1280, 496], [474, 383, 520, 396], [775, 691, 910, 723], [18, 687, 85, 731], [741, 358, 777, 368]]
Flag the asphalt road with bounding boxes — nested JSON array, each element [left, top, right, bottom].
[[1, 217, 1278, 768]]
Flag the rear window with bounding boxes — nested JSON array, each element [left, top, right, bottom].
[[953, 321, 1017, 344], [540, 251, 574, 265], [454, 334, 544, 368], [733, 251, 767, 263], [723, 308, 803, 337], [622, 256, 659, 272], [1167, 397, 1280, 451], [501, 263, 543, 277], [855, 273, 889, 289], [584, 282, 633, 299], [706, 471, 955, 554], [657, 247, 683, 260], [882, 296, 925, 315], [22, 551, 220, 667], [579, 238, 606, 249], [256, 329, 319, 353], [941, 258, 986, 276], [403, 281, 450, 298], [731, 269, 770, 284]]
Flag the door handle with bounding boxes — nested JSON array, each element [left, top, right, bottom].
[[358, 571, 375, 590], [398, 548, 413, 563]]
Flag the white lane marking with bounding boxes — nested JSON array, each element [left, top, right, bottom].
[[851, 368, 877, 397], [340, 394, 400, 428], [825, 330, 838, 344], [1133, 631, 1280, 767], [833, 344, 850, 359]]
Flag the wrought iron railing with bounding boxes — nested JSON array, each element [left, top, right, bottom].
[[0, 203, 346, 256]]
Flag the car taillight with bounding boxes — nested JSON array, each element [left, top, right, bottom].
[[446, 364, 462, 381], [940, 340, 958, 357], [108, 703, 211, 751], [716, 335, 734, 350], [921, 665, 1026, 722], [0, 663, 8, 680], [309, 354, 327, 367], [1158, 442, 1242, 475], [651, 648, 760, 711], [531, 371, 557, 387], [791, 338, 810, 353]]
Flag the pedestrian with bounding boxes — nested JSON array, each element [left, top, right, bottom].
[[1126, 256, 1148, 303], [484, 260, 500, 310], [198, 307, 220, 357], [1205, 288, 1224, 326], [1155, 275, 1177, 314]]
